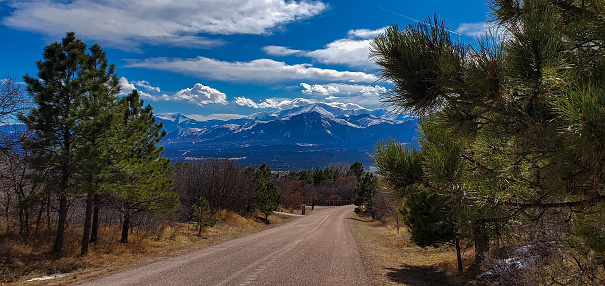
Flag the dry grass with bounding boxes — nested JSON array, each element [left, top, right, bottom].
[[1, 212, 293, 285], [349, 215, 481, 286]]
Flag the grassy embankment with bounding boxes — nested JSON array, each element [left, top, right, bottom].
[[350, 215, 482, 286], [1, 210, 295, 285]]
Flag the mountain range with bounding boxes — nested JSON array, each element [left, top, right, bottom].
[[157, 103, 418, 170]]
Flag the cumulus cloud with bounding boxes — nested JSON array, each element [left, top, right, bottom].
[[300, 83, 339, 95], [119, 77, 227, 106], [299, 83, 386, 97], [298, 82, 386, 107], [235, 97, 260, 108], [3, 0, 327, 49], [264, 27, 386, 69], [235, 97, 316, 109], [456, 22, 490, 37], [127, 57, 378, 83], [132, 80, 160, 92], [172, 83, 227, 106], [118, 77, 155, 100]]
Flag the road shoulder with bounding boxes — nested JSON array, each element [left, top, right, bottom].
[[348, 214, 479, 286]]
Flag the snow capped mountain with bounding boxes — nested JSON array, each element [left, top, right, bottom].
[[156, 103, 418, 168]]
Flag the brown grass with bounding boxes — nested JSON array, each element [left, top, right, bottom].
[[349, 215, 481, 286], [1, 212, 293, 285]]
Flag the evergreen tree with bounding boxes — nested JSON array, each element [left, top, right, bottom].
[[19, 32, 118, 255], [347, 161, 364, 180], [76, 43, 120, 256], [104, 90, 178, 243], [192, 197, 217, 237], [370, 0, 605, 278], [253, 163, 281, 221], [353, 172, 379, 218]]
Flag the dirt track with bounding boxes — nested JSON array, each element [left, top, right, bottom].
[[78, 205, 369, 286]]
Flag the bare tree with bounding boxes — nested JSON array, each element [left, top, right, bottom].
[[0, 74, 29, 125], [173, 159, 255, 217], [0, 74, 34, 239]]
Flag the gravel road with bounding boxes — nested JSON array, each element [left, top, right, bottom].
[[78, 205, 370, 286]]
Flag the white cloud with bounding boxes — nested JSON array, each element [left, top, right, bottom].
[[3, 0, 327, 49], [347, 28, 386, 39], [264, 27, 386, 69], [324, 102, 365, 110], [127, 57, 378, 83], [298, 82, 386, 107], [132, 80, 160, 92], [235, 97, 260, 108], [172, 83, 227, 106], [456, 22, 490, 37], [187, 113, 246, 121], [120, 77, 227, 106], [456, 21, 511, 42], [235, 97, 316, 109], [262, 46, 304, 56], [118, 77, 155, 100], [300, 83, 339, 95], [299, 83, 386, 97]]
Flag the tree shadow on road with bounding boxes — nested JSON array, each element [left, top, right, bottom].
[[345, 217, 368, 222], [385, 264, 471, 286]]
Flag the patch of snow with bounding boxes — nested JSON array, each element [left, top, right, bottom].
[[27, 273, 73, 281]]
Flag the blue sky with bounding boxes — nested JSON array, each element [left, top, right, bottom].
[[0, 0, 490, 121]]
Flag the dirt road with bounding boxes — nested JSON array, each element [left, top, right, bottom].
[[79, 205, 369, 286]]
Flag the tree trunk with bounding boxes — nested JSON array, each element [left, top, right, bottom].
[[18, 207, 29, 241], [46, 192, 51, 231], [455, 238, 463, 273], [120, 212, 130, 243], [474, 224, 489, 264], [80, 191, 93, 255], [90, 195, 100, 243], [53, 193, 68, 255], [35, 196, 44, 234], [198, 218, 202, 237]]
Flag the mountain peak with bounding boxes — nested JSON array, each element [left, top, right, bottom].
[[156, 112, 194, 123]]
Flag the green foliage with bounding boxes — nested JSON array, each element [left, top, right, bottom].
[[192, 197, 217, 236], [347, 161, 365, 180], [20, 32, 119, 195], [295, 169, 314, 184], [105, 90, 178, 216], [399, 188, 456, 248], [374, 138, 424, 197], [253, 164, 282, 221], [370, 0, 605, 273], [19, 32, 120, 255], [353, 172, 379, 217], [19, 32, 177, 248]]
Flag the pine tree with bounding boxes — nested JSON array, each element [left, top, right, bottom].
[[76, 43, 120, 256], [104, 90, 178, 243], [370, 0, 605, 278], [347, 161, 365, 180], [19, 32, 118, 255], [192, 197, 217, 237], [253, 163, 281, 221], [353, 172, 379, 218]]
